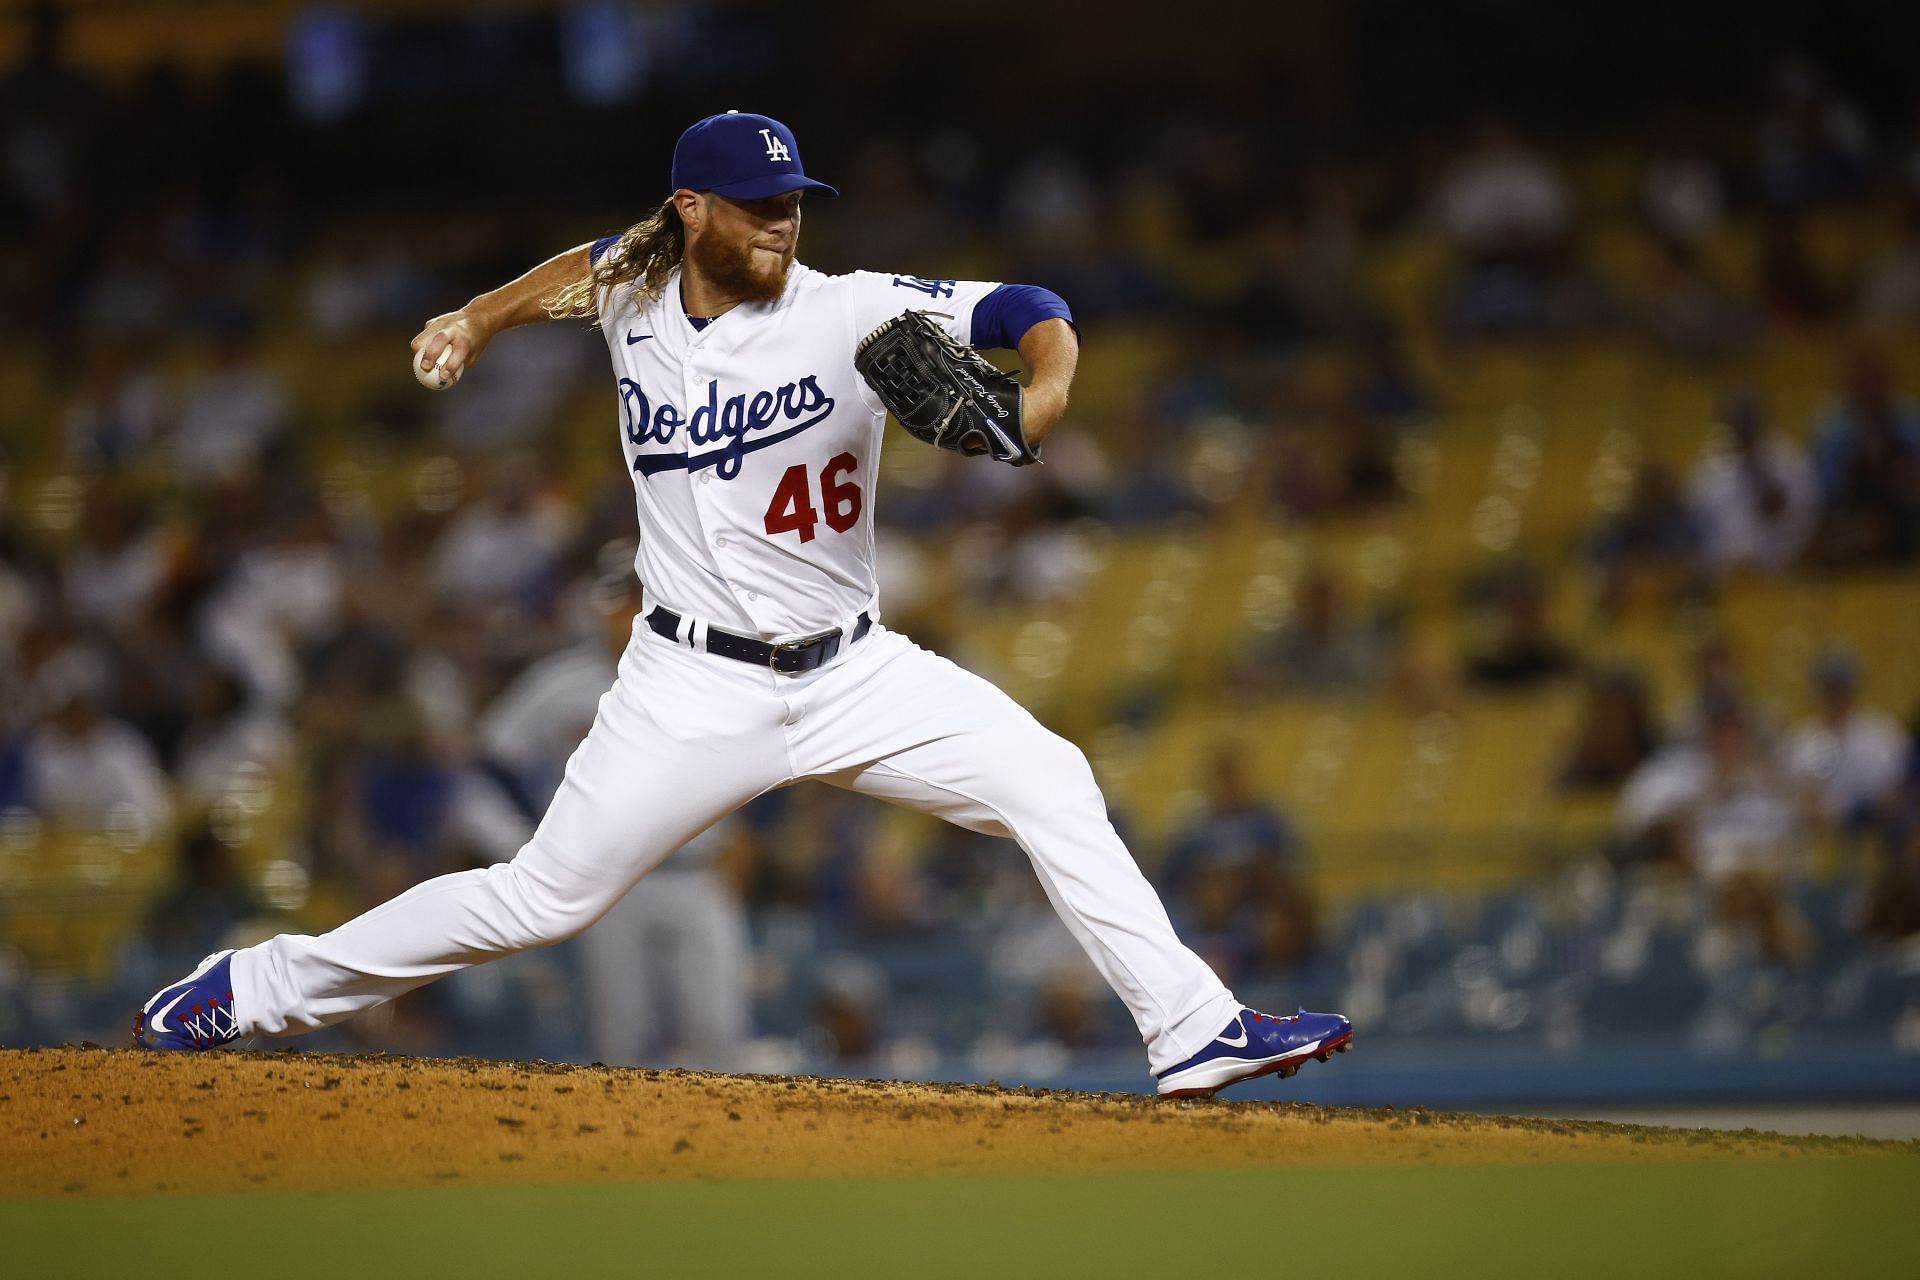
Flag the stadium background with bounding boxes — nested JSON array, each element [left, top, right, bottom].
[[1, 0, 1917, 1134]]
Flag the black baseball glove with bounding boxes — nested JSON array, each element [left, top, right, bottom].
[[854, 310, 1041, 466]]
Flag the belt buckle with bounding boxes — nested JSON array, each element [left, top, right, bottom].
[[768, 626, 840, 672]]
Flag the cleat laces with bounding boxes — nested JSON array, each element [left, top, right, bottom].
[[178, 991, 240, 1047]]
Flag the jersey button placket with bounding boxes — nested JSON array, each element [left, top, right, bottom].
[[683, 357, 735, 602]]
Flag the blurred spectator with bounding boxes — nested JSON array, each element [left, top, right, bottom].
[[63, 345, 169, 467], [1755, 56, 1873, 209], [1462, 568, 1575, 689], [1858, 198, 1920, 324], [1432, 118, 1571, 259], [1676, 633, 1774, 747], [22, 648, 172, 835], [199, 499, 343, 707], [835, 138, 956, 273], [1331, 401, 1403, 511], [1238, 567, 1394, 695], [1431, 118, 1606, 339], [61, 490, 171, 628], [301, 244, 433, 340], [146, 823, 266, 964], [431, 312, 602, 449], [1098, 409, 1199, 527], [1557, 666, 1662, 793], [1781, 649, 1904, 833], [73, 221, 177, 340], [1154, 326, 1243, 426], [0, 542, 39, 675], [1010, 207, 1172, 326], [1687, 392, 1818, 575], [744, 783, 874, 919], [0, 732, 28, 813], [1862, 815, 1920, 941], [1589, 458, 1702, 613], [0, 6, 96, 234], [1160, 747, 1316, 977], [109, 596, 204, 769], [477, 613, 616, 814], [1808, 349, 1920, 566], [430, 460, 578, 608], [1642, 138, 1725, 249], [807, 953, 893, 1066], [170, 327, 291, 483], [1223, 205, 1372, 352], [963, 481, 1100, 606], [1756, 211, 1831, 324], [1025, 965, 1131, 1055], [1642, 244, 1758, 361], [1349, 327, 1427, 425], [580, 818, 754, 1070], [174, 669, 293, 807], [1161, 748, 1299, 888], [1004, 147, 1097, 256], [347, 703, 530, 896], [1617, 701, 1809, 963]]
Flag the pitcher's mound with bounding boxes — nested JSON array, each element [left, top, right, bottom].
[[1, 1046, 1900, 1197]]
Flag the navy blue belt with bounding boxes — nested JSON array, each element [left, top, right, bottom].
[[646, 606, 872, 674]]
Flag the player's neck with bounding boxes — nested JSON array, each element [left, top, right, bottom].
[[678, 268, 739, 321]]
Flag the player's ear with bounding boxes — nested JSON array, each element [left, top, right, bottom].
[[671, 189, 704, 235]]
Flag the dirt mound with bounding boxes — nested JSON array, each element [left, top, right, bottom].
[[2, 1046, 1906, 1197]]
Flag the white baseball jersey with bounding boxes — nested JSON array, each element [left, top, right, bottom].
[[597, 265, 1000, 637]]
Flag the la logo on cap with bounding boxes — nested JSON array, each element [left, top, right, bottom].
[[671, 110, 838, 198]]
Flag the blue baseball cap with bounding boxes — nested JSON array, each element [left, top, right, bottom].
[[671, 111, 838, 200]]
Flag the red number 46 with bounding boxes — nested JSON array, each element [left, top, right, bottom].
[[763, 452, 862, 543]]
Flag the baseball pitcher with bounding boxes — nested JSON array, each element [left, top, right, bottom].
[[136, 112, 1350, 1097]]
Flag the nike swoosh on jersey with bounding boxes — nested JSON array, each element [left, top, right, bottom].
[[148, 990, 190, 1034], [1214, 1019, 1250, 1049], [626, 332, 654, 344]]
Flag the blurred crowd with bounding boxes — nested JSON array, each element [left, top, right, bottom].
[[1, 10, 1918, 1068]]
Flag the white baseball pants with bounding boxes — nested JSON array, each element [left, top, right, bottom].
[[232, 621, 1240, 1073]]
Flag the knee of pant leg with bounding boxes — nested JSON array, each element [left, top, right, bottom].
[[1004, 729, 1107, 819], [484, 856, 624, 948]]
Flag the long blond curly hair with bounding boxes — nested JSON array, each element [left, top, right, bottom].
[[543, 197, 684, 320]]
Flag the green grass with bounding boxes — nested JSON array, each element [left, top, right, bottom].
[[7, 1158, 1917, 1279]]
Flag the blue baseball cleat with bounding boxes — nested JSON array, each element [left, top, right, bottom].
[[1155, 1008, 1352, 1098], [133, 950, 243, 1050]]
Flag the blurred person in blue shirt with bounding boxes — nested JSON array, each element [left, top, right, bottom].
[[1809, 349, 1920, 567], [1160, 746, 1317, 979]]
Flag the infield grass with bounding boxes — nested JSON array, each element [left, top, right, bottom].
[[7, 1157, 1916, 1279]]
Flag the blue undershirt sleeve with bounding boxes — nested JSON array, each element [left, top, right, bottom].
[[969, 283, 1076, 350], [589, 234, 621, 266]]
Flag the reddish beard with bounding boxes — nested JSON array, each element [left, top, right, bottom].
[[686, 229, 793, 305]]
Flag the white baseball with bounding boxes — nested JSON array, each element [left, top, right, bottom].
[[414, 341, 462, 391]]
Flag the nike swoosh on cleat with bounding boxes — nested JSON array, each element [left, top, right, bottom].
[[148, 990, 189, 1035], [626, 332, 654, 344], [1214, 1021, 1250, 1049]]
